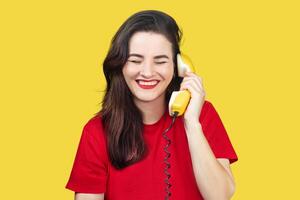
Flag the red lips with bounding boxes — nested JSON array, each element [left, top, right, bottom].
[[136, 80, 159, 89]]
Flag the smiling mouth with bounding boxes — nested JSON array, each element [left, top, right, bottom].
[[136, 80, 160, 89]]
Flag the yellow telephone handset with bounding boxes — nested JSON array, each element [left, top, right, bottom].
[[168, 54, 195, 116]]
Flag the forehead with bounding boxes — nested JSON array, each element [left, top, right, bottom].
[[128, 32, 172, 55]]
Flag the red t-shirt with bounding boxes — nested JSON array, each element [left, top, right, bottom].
[[65, 100, 238, 199]]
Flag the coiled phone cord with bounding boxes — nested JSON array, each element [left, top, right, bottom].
[[163, 111, 178, 200]]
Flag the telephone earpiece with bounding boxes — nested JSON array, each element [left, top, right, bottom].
[[168, 53, 195, 117]]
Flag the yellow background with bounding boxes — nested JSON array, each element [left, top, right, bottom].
[[1, 0, 299, 199]]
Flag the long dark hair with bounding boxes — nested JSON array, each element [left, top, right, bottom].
[[95, 10, 182, 169]]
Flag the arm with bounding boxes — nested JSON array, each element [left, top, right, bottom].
[[75, 193, 104, 200], [184, 120, 236, 200]]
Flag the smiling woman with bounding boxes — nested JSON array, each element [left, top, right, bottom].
[[123, 32, 174, 104], [65, 9, 238, 200]]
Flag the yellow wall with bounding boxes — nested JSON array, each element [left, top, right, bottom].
[[1, 0, 299, 199]]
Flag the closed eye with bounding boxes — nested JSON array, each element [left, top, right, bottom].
[[128, 60, 142, 64], [156, 61, 167, 64]]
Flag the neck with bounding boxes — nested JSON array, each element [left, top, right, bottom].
[[134, 94, 167, 125]]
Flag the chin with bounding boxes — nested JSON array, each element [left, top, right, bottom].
[[133, 91, 164, 103], [134, 95, 159, 102]]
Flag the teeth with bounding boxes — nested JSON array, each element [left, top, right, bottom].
[[137, 80, 159, 86]]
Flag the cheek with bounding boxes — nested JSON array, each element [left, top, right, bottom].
[[122, 65, 136, 80], [160, 65, 174, 80]]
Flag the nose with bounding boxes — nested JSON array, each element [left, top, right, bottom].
[[140, 61, 154, 77]]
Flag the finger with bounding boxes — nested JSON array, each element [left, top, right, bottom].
[[181, 82, 206, 98], [180, 80, 204, 95], [183, 73, 203, 89], [182, 77, 202, 91], [181, 82, 198, 96], [186, 72, 203, 81], [182, 79, 206, 95], [181, 78, 204, 92]]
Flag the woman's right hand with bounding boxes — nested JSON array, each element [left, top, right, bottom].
[[75, 193, 104, 200]]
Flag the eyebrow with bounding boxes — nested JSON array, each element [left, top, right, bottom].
[[128, 53, 169, 59]]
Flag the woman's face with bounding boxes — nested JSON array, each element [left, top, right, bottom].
[[122, 31, 174, 104]]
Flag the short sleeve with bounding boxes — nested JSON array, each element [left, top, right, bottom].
[[65, 117, 108, 193], [200, 101, 238, 164]]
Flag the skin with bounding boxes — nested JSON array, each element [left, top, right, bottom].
[[181, 72, 236, 199], [122, 31, 174, 125], [75, 193, 104, 200], [76, 31, 236, 200]]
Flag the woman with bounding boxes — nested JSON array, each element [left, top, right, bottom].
[[66, 10, 238, 200]]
